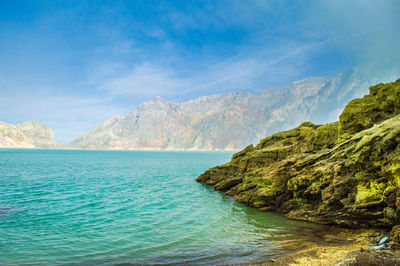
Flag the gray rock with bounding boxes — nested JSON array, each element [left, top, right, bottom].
[[379, 236, 389, 245], [0, 121, 57, 148]]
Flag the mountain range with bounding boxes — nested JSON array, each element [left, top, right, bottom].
[[71, 63, 400, 150]]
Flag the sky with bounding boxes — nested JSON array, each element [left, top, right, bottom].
[[0, 0, 399, 144]]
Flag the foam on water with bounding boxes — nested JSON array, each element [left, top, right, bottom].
[[0, 149, 324, 265]]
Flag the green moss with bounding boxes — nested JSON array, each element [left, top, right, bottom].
[[354, 134, 377, 152], [252, 185, 280, 207], [255, 177, 273, 187], [312, 122, 339, 149], [287, 170, 327, 202], [389, 162, 400, 186], [299, 121, 318, 128], [232, 144, 254, 160], [295, 153, 327, 168], [339, 79, 400, 140], [287, 175, 311, 192], [355, 182, 386, 207]]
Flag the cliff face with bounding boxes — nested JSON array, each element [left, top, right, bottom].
[[197, 79, 400, 235], [71, 64, 400, 150], [0, 121, 57, 148]]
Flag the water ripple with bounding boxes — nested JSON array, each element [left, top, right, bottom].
[[0, 149, 326, 265]]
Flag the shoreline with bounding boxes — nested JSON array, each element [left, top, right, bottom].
[[262, 227, 372, 265], [238, 226, 400, 266], [0, 146, 239, 152]]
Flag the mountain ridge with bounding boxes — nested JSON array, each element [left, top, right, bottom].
[[71, 63, 400, 150]]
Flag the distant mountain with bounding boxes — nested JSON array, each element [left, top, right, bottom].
[[71, 63, 400, 150], [0, 121, 57, 148]]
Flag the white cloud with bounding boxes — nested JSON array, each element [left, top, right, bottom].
[[94, 38, 324, 99], [100, 62, 185, 96]]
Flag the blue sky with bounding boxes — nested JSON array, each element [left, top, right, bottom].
[[0, 0, 399, 143]]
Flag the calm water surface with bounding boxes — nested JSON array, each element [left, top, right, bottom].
[[0, 149, 324, 265]]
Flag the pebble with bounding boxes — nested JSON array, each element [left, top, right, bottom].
[[379, 236, 389, 245], [371, 243, 389, 250]]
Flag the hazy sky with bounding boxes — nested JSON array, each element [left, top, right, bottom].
[[0, 0, 399, 143]]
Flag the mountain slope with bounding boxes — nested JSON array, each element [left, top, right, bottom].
[[0, 121, 57, 148], [71, 63, 400, 150]]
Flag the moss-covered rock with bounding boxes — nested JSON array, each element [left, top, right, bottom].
[[339, 79, 400, 140], [197, 79, 400, 239]]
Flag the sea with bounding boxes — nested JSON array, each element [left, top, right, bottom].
[[0, 149, 325, 265]]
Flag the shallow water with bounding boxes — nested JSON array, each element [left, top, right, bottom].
[[0, 149, 325, 265]]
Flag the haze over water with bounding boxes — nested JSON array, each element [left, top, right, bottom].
[[0, 149, 324, 265]]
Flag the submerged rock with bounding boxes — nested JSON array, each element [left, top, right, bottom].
[[197, 79, 400, 245]]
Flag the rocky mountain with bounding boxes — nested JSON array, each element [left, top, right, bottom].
[[0, 121, 57, 148], [71, 63, 400, 150], [197, 79, 400, 248]]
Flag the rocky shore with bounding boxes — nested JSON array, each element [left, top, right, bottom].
[[252, 228, 400, 265], [197, 79, 400, 263]]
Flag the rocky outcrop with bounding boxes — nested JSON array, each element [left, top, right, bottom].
[[71, 63, 400, 150], [0, 121, 57, 148], [197, 79, 400, 245]]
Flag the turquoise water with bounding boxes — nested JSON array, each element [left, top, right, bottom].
[[0, 149, 324, 265]]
